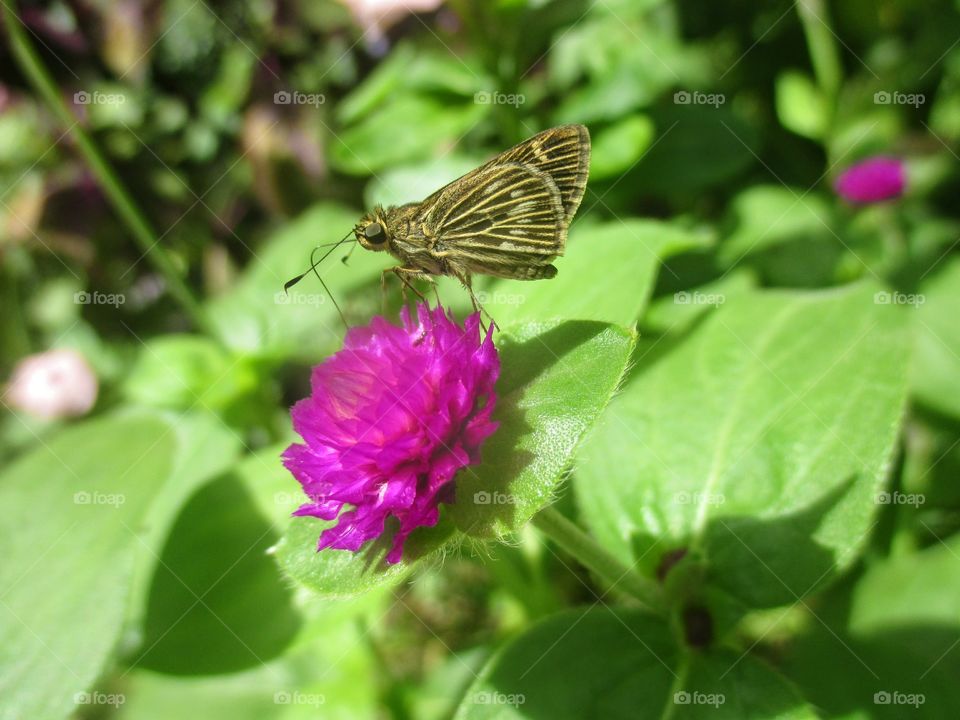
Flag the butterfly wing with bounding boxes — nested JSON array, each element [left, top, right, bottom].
[[417, 161, 566, 280], [475, 124, 590, 223]]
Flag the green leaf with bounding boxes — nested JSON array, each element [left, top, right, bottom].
[[336, 43, 485, 126], [0, 413, 175, 720], [122, 335, 259, 411], [719, 185, 834, 268], [588, 115, 655, 180], [126, 412, 243, 637], [575, 284, 909, 608], [205, 203, 394, 361], [0, 102, 53, 165], [276, 321, 635, 597], [488, 220, 712, 328], [412, 647, 492, 720], [450, 322, 636, 535], [454, 607, 816, 719], [234, 442, 305, 527], [550, 13, 708, 124], [335, 44, 417, 125], [912, 257, 960, 419], [118, 596, 383, 720], [84, 84, 144, 129], [134, 472, 301, 674], [775, 71, 827, 140], [642, 269, 757, 335], [784, 539, 960, 718], [330, 96, 485, 175], [828, 109, 903, 167], [627, 107, 758, 195], [199, 45, 255, 128], [849, 535, 960, 634], [364, 155, 483, 209], [930, 78, 960, 142]]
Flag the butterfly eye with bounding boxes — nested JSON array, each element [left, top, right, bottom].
[[363, 222, 386, 244]]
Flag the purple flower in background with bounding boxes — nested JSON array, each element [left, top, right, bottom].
[[834, 156, 906, 204], [283, 304, 499, 564]]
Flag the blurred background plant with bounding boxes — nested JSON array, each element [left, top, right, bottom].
[[2, 1, 960, 719]]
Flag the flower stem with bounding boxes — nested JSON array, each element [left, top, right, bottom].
[[2, 2, 213, 335], [532, 506, 665, 613]]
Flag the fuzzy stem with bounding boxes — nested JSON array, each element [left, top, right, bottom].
[[532, 506, 665, 613], [2, 2, 213, 335]]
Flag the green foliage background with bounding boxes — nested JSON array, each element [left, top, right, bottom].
[[2, 0, 960, 718]]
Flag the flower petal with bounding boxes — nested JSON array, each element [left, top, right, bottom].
[[283, 302, 500, 564]]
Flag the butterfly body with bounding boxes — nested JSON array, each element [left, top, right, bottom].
[[353, 125, 590, 306]]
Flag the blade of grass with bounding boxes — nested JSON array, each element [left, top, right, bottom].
[[2, 2, 214, 336]]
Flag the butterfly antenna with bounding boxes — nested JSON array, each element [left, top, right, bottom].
[[283, 233, 354, 292], [309, 245, 349, 331], [282, 230, 354, 330], [341, 241, 358, 266]]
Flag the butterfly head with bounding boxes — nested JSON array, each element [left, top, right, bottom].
[[354, 210, 390, 252]]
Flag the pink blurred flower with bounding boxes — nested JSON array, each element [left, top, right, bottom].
[[5, 349, 98, 420], [834, 156, 906, 204], [339, 0, 444, 45], [283, 303, 499, 564]]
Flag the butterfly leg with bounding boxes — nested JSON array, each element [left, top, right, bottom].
[[454, 271, 497, 332], [405, 270, 438, 303], [379, 268, 389, 315], [382, 266, 431, 307]]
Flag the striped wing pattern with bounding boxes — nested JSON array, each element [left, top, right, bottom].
[[415, 125, 590, 280], [420, 163, 565, 278], [475, 124, 590, 223]]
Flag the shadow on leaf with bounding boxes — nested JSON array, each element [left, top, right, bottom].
[[452, 320, 613, 538]]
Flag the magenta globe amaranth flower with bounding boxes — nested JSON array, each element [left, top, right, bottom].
[[834, 156, 905, 204], [283, 303, 499, 564]]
